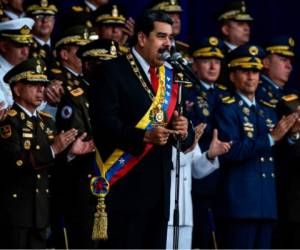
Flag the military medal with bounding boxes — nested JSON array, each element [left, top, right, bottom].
[[20, 112, 25, 120], [243, 107, 250, 116], [40, 121, 45, 130], [24, 140, 31, 150], [247, 131, 253, 138], [150, 104, 166, 126], [202, 108, 210, 116]]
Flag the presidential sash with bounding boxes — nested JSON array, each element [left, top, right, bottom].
[[91, 60, 178, 240]]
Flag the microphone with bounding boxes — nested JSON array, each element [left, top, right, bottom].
[[161, 50, 173, 63], [169, 52, 200, 85]]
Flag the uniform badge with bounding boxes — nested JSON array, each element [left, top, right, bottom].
[[202, 108, 210, 116], [0, 125, 12, 139], [20, 112, 26, 120], [61, 106, 73, 119], [247, 131, 253, 138], [24, 140, 31, 150], [243, 107, 250, 116], [26, 120, 33, 129], [40, 121, 45, 130], [22, 133, 33, 138], [85, 102, 89, 108], [70, 87, 84, 97]]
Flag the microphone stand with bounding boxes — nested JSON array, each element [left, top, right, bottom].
[[172, 65, 191, 250]]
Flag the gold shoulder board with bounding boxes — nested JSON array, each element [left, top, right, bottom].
[[119, 46, 129, 54], [51, 68, 62, 74], [222, 96, 235, 104], [260, 100, 276, 108], [7, 109, 17, 117], [216, 83, 227, 90], [70, 87, 84, 97], [282, 94, 298, 102], [39, 111, 53, 119]]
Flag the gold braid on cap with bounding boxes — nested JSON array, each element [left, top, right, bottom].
[[82, 49, 117, 59], [228, 57, 263, 70], [55, 35, 90, 48], [26, 4, 58, 14], [266, 45, 294, 57], [193, 47, 224, 59], [8, 71, 48, 84]]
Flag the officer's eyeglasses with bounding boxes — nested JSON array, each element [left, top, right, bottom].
[[35, 15, 55, 22]]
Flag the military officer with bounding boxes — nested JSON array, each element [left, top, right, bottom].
[[51, 39, 119, 249], [24, 0, 58, 67], [0, 58, 82, 248], [92, 3, 134, 49], [150, 0, 189, 55], [76, 37, 119, 83], [217, 0, 252, 54], [0, 17, 34, 108], [183, 35, 229, 249], [216, 0, 253, 85], [214, 44, 298, 249], [256, 35, 297, 107]]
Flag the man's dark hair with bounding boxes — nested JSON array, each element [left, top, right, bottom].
[[130, 10, 173, 46]]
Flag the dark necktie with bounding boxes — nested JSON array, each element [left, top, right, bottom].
[[149, 66, 158, 93], [31, 116, 38, 133]]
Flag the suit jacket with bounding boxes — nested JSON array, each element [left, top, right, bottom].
[[0, 103, 55, 228], [88, 53, 194, 218], [276, 95, 300, 222], [214, 94, 278, 220]]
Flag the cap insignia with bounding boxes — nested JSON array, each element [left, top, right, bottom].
[[20, 26, 30, 35], [249, 46, 258, 56], [209, 36, 218, 46], [289, 37, 295, 47], [112, 5, 118, 17], [40, 0, 48, 7]]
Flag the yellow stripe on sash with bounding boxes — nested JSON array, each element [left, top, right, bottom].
[[98, 66, 167, 176]]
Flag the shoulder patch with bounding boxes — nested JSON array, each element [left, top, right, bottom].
[[0, 125, 12, 139], [282, 94, 298, 102], [70, 87, 84, 97], [7, 109, 17, 117], [119, 46, 129, 54], [222, 96, 235, 104], [38, 111, 53, 119], [259, 100, 276, 108], [51, 68, 62, 74], [216, 83, 227, 90], [72, 6, 84, 12]]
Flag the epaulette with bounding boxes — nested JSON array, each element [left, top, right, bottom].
[[51, 68, 62, 74], [38, 111, 53, 119], [119, 45, 130, 55], [70, 87, 84, 97], [7, 109, 17, 117], [184, 83, 193, 88], [216, 83, 227, 91], [282, 94, 298, 102], [259, 100, 276, 109], [222, 96, 235, 104], [72, 5, 84, 12]]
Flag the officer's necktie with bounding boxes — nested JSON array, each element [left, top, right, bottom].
[[149, 66, 158, 94], [31, 115, 38, 134]]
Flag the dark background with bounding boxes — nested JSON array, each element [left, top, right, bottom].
[[53, 0, 300, 87]]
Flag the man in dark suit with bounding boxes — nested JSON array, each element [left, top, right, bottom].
[[0, 58, 81, 248], [88, 10, 194, 249]]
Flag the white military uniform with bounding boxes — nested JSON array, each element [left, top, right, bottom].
[[0, 18, 35, 109], [167, 144, 219, 249], [0, 55, 14, 108]]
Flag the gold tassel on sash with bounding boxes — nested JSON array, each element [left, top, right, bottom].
[[92, 196, 108, 240]]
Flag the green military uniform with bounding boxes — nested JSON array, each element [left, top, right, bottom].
[[0, 58, 56, 248], [24, 0, 58, 68]]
